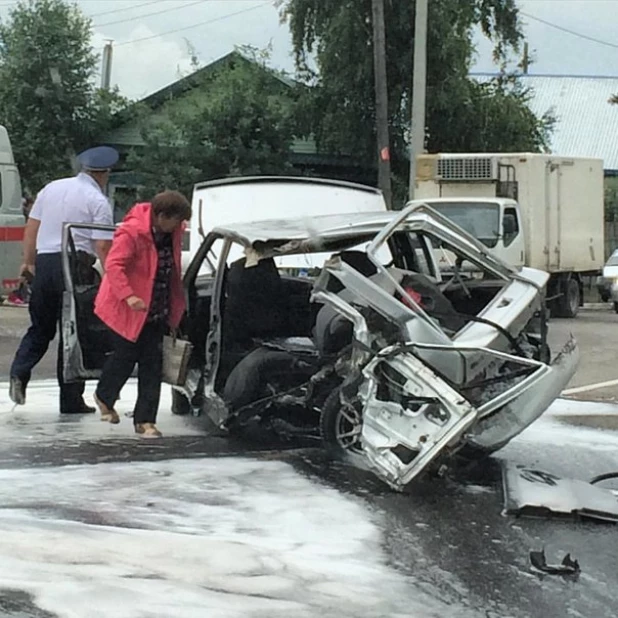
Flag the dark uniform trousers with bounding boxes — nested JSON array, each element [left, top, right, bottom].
[[10, 253, 88, 412]]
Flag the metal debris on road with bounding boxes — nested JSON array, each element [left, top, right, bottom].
[[530, 549, 581, 576]]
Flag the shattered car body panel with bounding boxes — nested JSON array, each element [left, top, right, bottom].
[[310, 203, 579, 489]]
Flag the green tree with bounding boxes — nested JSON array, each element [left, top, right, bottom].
[[280, 0, 554, 202], [0, 0, 126, 192], [128, 48, 298, 199]]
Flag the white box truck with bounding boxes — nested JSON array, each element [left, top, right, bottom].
[[0, 126, 24, 297], [413, 152, 605, 318]]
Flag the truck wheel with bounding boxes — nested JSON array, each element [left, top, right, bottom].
[[555, 278, 580, 318]]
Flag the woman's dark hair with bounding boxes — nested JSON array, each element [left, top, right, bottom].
[[151, 190, 192, 220]]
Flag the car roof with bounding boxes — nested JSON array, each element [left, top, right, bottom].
[[211, 211, 399, 247]]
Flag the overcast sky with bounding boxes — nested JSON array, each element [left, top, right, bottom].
[[0, 0, 616, 100]]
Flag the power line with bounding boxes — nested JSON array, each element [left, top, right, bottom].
[[94, 0, 207, 28], [520, 10, 618, 51], [101, 2, 271, 49], [89, 1, 160, 19]]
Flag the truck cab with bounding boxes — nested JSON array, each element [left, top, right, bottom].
[[407, 196, 525, 271], [0, 126, 24, 297]]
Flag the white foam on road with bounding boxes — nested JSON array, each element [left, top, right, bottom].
[[0, 457, 458, 618], [508, 397, 618, 452], [547, 397, 618, 417], [0, 379, 203, 441]]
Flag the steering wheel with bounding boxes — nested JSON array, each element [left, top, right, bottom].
[[440, 257, 472, 298]]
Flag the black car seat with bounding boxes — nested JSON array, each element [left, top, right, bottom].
[[398, 272, 467, 333], [313, 250, 378, 357], [223, 256, 289, 348], [223, 251, 376, 412]]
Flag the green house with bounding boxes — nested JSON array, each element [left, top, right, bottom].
[[97, 51, 372, 217]]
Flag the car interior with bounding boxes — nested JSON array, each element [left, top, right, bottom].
[[64, 226, 510, 397], [181, 231, 510, 412]]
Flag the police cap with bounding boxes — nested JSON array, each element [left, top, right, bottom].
[[77, 146, 119, 171]]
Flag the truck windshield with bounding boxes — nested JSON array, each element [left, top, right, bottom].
[[431, 202, 500, 248]]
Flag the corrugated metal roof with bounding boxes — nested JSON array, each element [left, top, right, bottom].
[[472, 74, 618, 171]]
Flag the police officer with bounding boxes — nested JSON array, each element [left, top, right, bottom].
[[9, 146, 119, 413]]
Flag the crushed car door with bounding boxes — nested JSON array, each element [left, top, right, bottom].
[[61, 222, 116, 382]]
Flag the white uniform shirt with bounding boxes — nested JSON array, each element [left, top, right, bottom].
[[29, 172, 114, 255]]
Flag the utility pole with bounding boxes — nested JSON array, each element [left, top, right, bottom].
[[408, 0, 428, 200], [101, 40, 114, 90], [522, 42, 530, 74], [372, 0, 392, 208]]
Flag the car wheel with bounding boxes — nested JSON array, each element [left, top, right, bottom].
[[601, 293, 610, 303], [320, 387, 364, 459], [614, 302, 618, 314]]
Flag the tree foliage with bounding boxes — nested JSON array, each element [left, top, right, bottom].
[[280, 0, 554, 200], [128, 48, 298, 199], [0, 0, 126, 193]]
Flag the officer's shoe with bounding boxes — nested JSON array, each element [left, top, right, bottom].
[[134, 423, 163, 438], [94, 394, 120, 424], [60, 401, 96, 415], [9, 377, 26, 405]]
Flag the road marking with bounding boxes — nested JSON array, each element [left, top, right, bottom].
[[563, 378, 618, 396]]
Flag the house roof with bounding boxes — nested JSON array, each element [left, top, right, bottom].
[[100, 50, 321, 158], [140, 50, 299, 109], [472, 73, 618, 171]]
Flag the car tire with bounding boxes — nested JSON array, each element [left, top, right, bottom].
[[554, 278, 580, 318], [614, 302, 618, 314], [320, 387, 363, 459]]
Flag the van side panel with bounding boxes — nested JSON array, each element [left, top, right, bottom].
[[0, 127, 25, 296]]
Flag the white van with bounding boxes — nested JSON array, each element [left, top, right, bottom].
[[0, 126, 24, 296], [182, 176, 389, 273]]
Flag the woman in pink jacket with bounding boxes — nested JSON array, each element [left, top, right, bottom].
[[93, 191, 191, 438]]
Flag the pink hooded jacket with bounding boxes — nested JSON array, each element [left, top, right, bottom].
[[94, 202, 186, 342]]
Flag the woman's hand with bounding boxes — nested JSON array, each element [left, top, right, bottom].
[[126, 295, 147, 311]]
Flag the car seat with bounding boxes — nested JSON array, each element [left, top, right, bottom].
[[223, 256, 289, 348]]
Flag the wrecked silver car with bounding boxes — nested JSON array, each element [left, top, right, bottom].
[[61, 202, 578, 490]]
